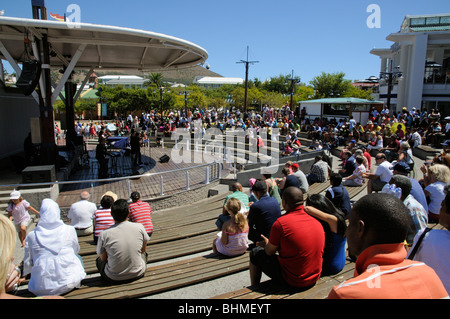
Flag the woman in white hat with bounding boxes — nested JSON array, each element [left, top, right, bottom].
[[6, 190, 39, 247]]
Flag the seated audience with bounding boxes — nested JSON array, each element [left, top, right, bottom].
[[0, 214, 62, 299], [307, 155, 330, 185], [338, 151, 356, 178], [212, 198, 249, 257], [291, 163, 309, 193], [93, 192, 117, 244], [343, 155, 366, 187], [423, 164, 450, 223], [249, 187, 324, 289], [96, 199, 149, 283], [247, 181, 282, 244], [389, 175, 428, 245], [325, 172, 352, 218], [67, 191, 97, 237], [216, 182, 249, 230], [408, 184, 450, 294], [363, 153, 393, 194], [305, 194, 347, 276], [23, 199, 86, 296], [392, 161, 428, 212], [128, 191, 154, 237], [277, 167, 300, 195]]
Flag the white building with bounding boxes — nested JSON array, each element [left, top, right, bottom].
[[370, 14, 450, 115], [97, 75, 146, 88], [193, 76, 244, 89]]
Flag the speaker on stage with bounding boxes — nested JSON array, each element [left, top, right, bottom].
[[130, 167, 145, 179], [16, 60, 41, 96], [159, 155, 170, 163], [133, 167, 146, 175]]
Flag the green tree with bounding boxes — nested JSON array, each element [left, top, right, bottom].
[[144, 72, 164, 87], [344, 85, 373, 100], [261, 74, 301, 95], [310, 72, 351, 99]]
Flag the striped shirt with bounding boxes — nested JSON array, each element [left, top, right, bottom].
[[93, 208, 115, 237], [129, 201, 153, 234]]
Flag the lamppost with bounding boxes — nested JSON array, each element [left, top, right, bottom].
[[380, 70, 402, 112], [286, 70, 300, 118], [154, 87, 169, 116], [181, 90, 189, 116]]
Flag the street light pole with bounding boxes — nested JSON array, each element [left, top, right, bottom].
[[380, 71, 401, 112], [237, 46, 259, 113]]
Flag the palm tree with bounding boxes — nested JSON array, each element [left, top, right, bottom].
[[144, 72, 163, 88]]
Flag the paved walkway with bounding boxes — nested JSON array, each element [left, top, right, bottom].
[[56, 144, 227, 208]]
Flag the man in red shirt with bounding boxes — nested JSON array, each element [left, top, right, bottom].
[[328, 193, 448, 299], [128, 192, 153, 237], [249, 187, 325, 288]]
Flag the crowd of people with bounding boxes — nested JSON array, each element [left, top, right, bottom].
[[3, 104, 450, 299], [1, 189, 153, 298]]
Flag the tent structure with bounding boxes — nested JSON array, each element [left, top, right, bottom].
[[0, 7, 208, 165]]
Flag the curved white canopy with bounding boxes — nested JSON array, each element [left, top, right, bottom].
[[0, 16, 208, 71]]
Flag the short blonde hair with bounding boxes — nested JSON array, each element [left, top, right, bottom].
[[429, 164, 450, 183], [0, 214, 16, 294]]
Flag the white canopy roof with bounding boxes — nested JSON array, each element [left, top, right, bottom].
[[0, 16, 208, 71], [193, 76, 244, 85]]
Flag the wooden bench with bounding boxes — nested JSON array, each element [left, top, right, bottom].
[[17, 252, 250, 299], [211, 259, 355, 299]]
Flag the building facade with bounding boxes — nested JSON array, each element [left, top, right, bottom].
[[193, 76, 244, 89], [370, 14, 450, 116]]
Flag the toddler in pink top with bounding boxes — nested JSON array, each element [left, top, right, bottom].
[[6, 190, 39, 247]]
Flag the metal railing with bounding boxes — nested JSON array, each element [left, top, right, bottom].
[[0, 161, 222, 205]]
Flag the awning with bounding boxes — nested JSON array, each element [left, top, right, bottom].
[[0, 16, 208, 71], [0, 16, 208, 105], [298, 97, 384, 104]]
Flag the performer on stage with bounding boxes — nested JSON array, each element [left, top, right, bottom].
[[96, 138, 109, 178], [130, 130, 143, 166]]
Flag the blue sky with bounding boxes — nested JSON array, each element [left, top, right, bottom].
[[1, 0, 449, 84]]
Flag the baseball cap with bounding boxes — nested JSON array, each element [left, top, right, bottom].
[[130, 191, 141, 200], [292, 163, 299, 169], [252, 181, 267, 192], [391, 162, 410, 174], [10, 190, 21, 200]]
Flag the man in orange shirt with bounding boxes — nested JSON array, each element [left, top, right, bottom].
[[328, 193, 448, 299]]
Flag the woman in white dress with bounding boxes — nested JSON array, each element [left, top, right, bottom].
[[23, 199, 86, 296]]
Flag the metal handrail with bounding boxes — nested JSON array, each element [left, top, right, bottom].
[[0, 161, 220, 189]]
